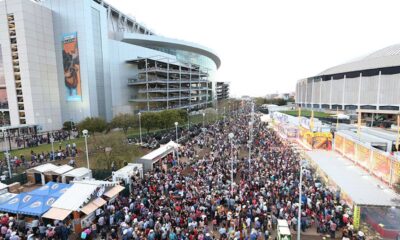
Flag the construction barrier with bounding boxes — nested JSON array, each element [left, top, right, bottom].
[[334, 133, 400, 187]]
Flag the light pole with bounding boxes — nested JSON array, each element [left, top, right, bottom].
[[50, 136, 55, 161], [202, 112, 205, 128], [82, 129, 90, 169], [138, 112, 142, 146], [69, 118, 73, 140], [297, 160, 307, 240], [187, 109, 190, 131], [174, 122, 179, 143], [3, 130, 11, 178], [228, 132, 234, 195], [248, 121, 252, 176]]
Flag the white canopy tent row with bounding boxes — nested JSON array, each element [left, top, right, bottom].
[[136, 141, 180, 171], [43, 180, 125, 231]]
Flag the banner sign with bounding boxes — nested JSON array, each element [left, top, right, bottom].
[[335, 135, 344, 153], [372, 150, 390, 183], [62, 32, 82, 101], [356, 144, 370, 168], [344, 139, 355, 160]]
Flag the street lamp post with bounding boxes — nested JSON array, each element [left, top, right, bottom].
[[138, 112, 142, 146], [174, 122, 179, 143], [69, 118, 73, 140], [187, 109, 190, 131], [50, 136, 55, 161], [248, 121, 252, 177], [3, 130, 11, 178], [297, 160, 307, 240], [82, 129, 90, 169], [228, 132, 234, 195], [202, 112, 205, 128]]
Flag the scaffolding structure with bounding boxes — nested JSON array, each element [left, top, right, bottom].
[[216, 82, 229, 101], [127, 56, 213, 112]]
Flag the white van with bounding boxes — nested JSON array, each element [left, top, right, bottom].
[[277, 219, 292, 240]]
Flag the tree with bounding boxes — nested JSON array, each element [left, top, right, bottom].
[[63, 121, 75, 131], [90, 133, 141, 170], [141, 112, 161, 133], [160, 110, 184, 129], [111, 113, 136, 134], [77, 117, 107, 136]]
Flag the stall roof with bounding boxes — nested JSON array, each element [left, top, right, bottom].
[[29, 182, 71, 198], [80, 198, 106, 215], [51, 183, 98, 211], [18, 195, 56, 216], [0, 182, 7, 190], [362, 128, 398, 144], [140, 141, 179, 161], [0, 193, 41, 214], [27, 163, 58, 173], [338, 130, 389, 146], [62, 167, 91, 178], [104, 185, 125, 199], [42, 207, 72, 221], [45, 165, 74, 175], [113, 163, 142, 176], [307, 150, 400, 207], [0, 193, 17, 205]]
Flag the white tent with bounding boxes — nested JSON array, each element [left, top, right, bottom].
[[112, 164, 143, 192], [26, 163, 59, 185], [333, 113, 350, 120], [51, 182, 99, 211], [61, 167, 92, 184], [136, 141, 180, 171]]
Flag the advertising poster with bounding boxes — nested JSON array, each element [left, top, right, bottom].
[[393, 159, 400, 183], [62, 32, 82, 101], [353, 205, 361, 230], [335, 135, 344, 154], [372, 150, 390, 183], [356, 144, 371, 169], [344, 138, 355, 160]]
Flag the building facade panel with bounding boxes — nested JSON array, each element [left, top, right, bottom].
[[379, 73, 400, 106], [360, 75, 379, 105]]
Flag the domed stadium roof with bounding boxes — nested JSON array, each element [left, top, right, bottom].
[[320, 44, 400, 75]]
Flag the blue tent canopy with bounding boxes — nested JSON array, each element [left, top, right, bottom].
[[18, 196, 57, 216], [29, 182, 71, 198], [0, 182, 71, 216], [0, 193, 41, 214]]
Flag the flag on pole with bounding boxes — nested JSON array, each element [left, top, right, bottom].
[[396, 115, 400, 151], [336, 107, 339, 129], [310, 110, 314, 130]]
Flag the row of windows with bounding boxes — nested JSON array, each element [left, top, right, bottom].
[[306, 65, 400, 82], [299, 103, 400, 111]]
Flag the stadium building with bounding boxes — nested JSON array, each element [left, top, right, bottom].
[[0, 0, 221, 132], [296, 44, 400, 123]]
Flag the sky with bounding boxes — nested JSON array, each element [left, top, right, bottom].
[[107, 0, 400, 97]]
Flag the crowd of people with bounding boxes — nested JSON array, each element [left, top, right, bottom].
[[79, 104, 363, 239], [0, 103, 367, 239], [0, 142, 79, 175]]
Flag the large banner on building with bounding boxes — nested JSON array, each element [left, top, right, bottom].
[[356, 144, 371, 169], [335, 135, 344, 154], [344, 139, 355, 160], [62, 32, 82, 101], [372, 150, 390, 183]]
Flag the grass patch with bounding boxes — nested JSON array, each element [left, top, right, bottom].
[[281, 110, 332, 118]]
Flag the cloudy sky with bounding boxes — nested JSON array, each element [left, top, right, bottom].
[[108, 0, 400, 97]]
